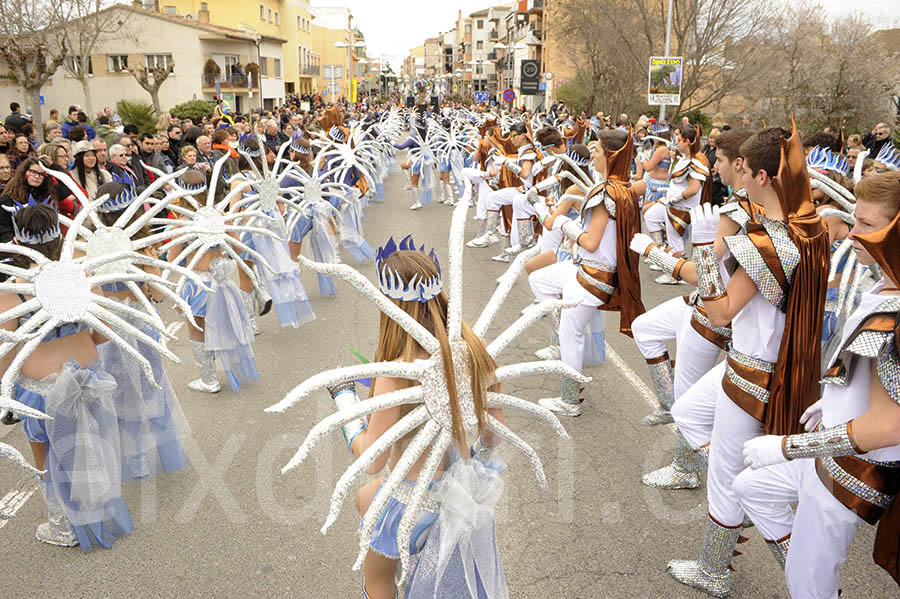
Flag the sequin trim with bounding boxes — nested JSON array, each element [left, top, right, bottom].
[[576, 264, 616, 296], [819, 456, 898, 509], [391, 479, 441, 514]]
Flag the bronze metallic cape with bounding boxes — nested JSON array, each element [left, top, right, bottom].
[[767, 117, 829, 436], [317, 104, 344, 131], [855, 197, 900, 587], [593, 130, 645, 337], [690, 125, 714, 205]]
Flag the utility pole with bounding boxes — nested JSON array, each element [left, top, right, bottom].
[[659, 0, 674, 121]]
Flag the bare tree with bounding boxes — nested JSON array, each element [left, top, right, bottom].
[[53, 0, 129, 117], [551, 0, 774, 117], [0, 0, 69, 130], [127, 61, 175, 113]]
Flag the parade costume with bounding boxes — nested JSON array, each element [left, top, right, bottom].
[[527, 133, 644, 416], [267, 197, 586, 597], [667, 122, 828, 597], [735, 209, 900, 597], [468, 126, 521, 251], [50, 168, 195, 481], [0, 189, 186, 550], [157, 153, 274, 392], [232, 135, 315, 328], [481, 134, 539, 262], [636, 191, 763, 488]]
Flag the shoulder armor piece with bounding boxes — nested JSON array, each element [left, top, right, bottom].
[[875, 337, 900, 405], [724, 217, 800, 311], [823, 298, 900, 389]]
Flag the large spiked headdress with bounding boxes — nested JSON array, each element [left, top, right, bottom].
[[375, 235, 442, 303], [6, 195, 60, 244], [807, 146, 849, 177], [266, 185, 584, 586], [874, 143, 900, 171]]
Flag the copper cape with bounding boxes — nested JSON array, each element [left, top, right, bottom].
[[766, 125, 829, 437], [584, 181, 645, 337], [694, 152, 713, 205]]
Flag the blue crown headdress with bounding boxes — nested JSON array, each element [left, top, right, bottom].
[[650, 122, 670, 136], [565, 146, 591, 167], [375, 235, 442, 303], [807, 146, 849, 176], [238, 134, 261, 158], [177, 175, 208, 196], [290, 130, 310, 154], [97, 181, 136, 214], [5, 195, 60, 244], [875, 143, 900, 171], [328, 125, 346, 143]]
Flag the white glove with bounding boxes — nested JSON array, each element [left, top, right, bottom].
[[533, 201, 550, 222], [552, 214, 572, 232], [525, 187, 540, 205], [629, 233, 654, 256], [799, 399, 825, 432], [690, 203, 720, 245], [742, 435, 787, 470]]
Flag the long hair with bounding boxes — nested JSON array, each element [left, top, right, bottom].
[[4, 158, 58, 205], [373, 250, 497, 451], [73, 150, 96, 190]]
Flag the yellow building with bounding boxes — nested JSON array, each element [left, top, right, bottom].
[[310, 7, 368, 101], [166, 0, 318, 96]]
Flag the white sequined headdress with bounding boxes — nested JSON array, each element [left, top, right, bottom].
[[5, 195, 60, 244], [267, 184, 588, 586], [376, 235, 441, 302]]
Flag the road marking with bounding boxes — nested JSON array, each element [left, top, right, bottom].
[[0, 484, 39, 526], [604, 343, 677, 433]]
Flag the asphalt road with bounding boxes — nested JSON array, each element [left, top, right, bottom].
[[0, 161, 895, 598]]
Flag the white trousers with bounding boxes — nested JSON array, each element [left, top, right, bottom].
[[707, 386, 763, 526], [632, 297, 722, 398], [733, 459, 862, 599], [644, 201, 667, 233], [665, 210, 688, 254], [511, 193, 537, 220], [528, 261, 603, 373], [672, 361, 726, 449]]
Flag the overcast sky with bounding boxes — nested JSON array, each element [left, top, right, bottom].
[[309, 0, 900, 69]]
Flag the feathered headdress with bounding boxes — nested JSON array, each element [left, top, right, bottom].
[[375, 235, 442, 302], [874, 143, 900, 171], [238, 133, 261, 158], [807, 146, 849, 176], [565, 145, 590, 167], [97, 182, 136, 214]]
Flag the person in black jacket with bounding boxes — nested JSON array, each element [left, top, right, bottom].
[[861, 122, 893, 157], [0, 157, 59, 243], [4, 102, 28, 135]]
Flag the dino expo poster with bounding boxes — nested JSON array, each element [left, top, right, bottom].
[[648, 56, 683, 106]]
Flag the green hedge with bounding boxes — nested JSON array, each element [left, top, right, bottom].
[[170, 100, 216, 123]]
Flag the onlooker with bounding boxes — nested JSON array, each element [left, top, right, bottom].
[[60, 105, 81, 138], [123, 124, 140, 144], [8, 133, 36, 170], [179, 144, 209, 172], [68, 125, 87, 143], [20, 122, 39, 150], [0, 157, 60, 242], [156, 111, 173, 136], [862, 122, 893, 157], [91, 137, 109, 166], [195, 135, 217, 169], [44, 121, 63, 142], [72, 140, 111, 198], [156, 137, 174, 173], [4, 102, 28, 134], [139, 132, 168, 174], [106, 143, 138, 186], [76, 112, 97, 140], [183, 125, 203, 148], [166, 123, 183, 164], [0, 154, 13, 192], [847, 146, 862, 171], [846, 134, 862, 150], [0, 125, 10, 154], [95, 115, 116, 147]]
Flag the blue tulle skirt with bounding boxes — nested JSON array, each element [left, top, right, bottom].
[[367, 480, 439, 559]]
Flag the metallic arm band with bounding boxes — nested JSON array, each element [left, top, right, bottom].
[[783, 422, 863, 461], [327, 381, 368, 451], [556, 216, 583, 245], [505, 161, 523, 176], [534, 175, 558, 192], [646, 244, 687, 280], [695, 244, 727, 301]]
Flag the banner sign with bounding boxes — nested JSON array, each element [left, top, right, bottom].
[[648, 56, 683, 106]]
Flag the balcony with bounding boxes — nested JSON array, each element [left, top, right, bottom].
[[527, 0, 543, 13], [301, 65, 320, 76], [489, 30, 498, 40], [201, 72, 258, 90], [487, 51, 497, 60]]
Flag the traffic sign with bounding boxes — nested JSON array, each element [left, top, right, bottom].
[[503, 89, 516, 103], [474, 91, 489, 102]]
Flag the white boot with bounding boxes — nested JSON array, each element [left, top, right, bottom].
[[409, 188, 423, 210], [241, 290, 260, 336], [36, 483, 78, 547], [188, 340, 221, 393], [538, 377, 583, 417], [468, 210, 500, 248]]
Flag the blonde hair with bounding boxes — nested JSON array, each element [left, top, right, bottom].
[[374, 250, 497, 450], [854, 171, 900, 216]]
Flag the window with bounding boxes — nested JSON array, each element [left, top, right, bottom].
[[164, 5, 177, 15], [107, 54, 128, 72], [223, 55, 239, 77], [476, 64, 483, 74], [260, 58, 268, 76], [145, 53, 173, 70], [260, 4, 265, 19], [267, 8, 272, 22], [477, 20, 483, 29], [465, 24, 471, 34], [298, 16, 301, 29], [66, 55, 93, 76], [274, 58, 281, 77], [274, 11, 279, 25], [476, 41, 483, 50]]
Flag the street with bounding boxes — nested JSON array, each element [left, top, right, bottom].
[[0, 163, 894, 598]]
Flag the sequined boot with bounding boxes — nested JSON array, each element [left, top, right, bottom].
[[535, 308, 561, 360], [646, 230, 665, 270], [467, 210, 500, 247], [241, 290, 260, 336], [36, 483, 78, 547], [641, 432, 702, 490], [467, 218, 487, 247], [252, 269, 273, 316], [641, 355, 675, 426], [491, 234, 513, 262], [188, 340, 221, 393], [538, 376, 583, 417], [766, 536, 790, 570], [504, 219, 536, 255], [666, 515, 743, 598]]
